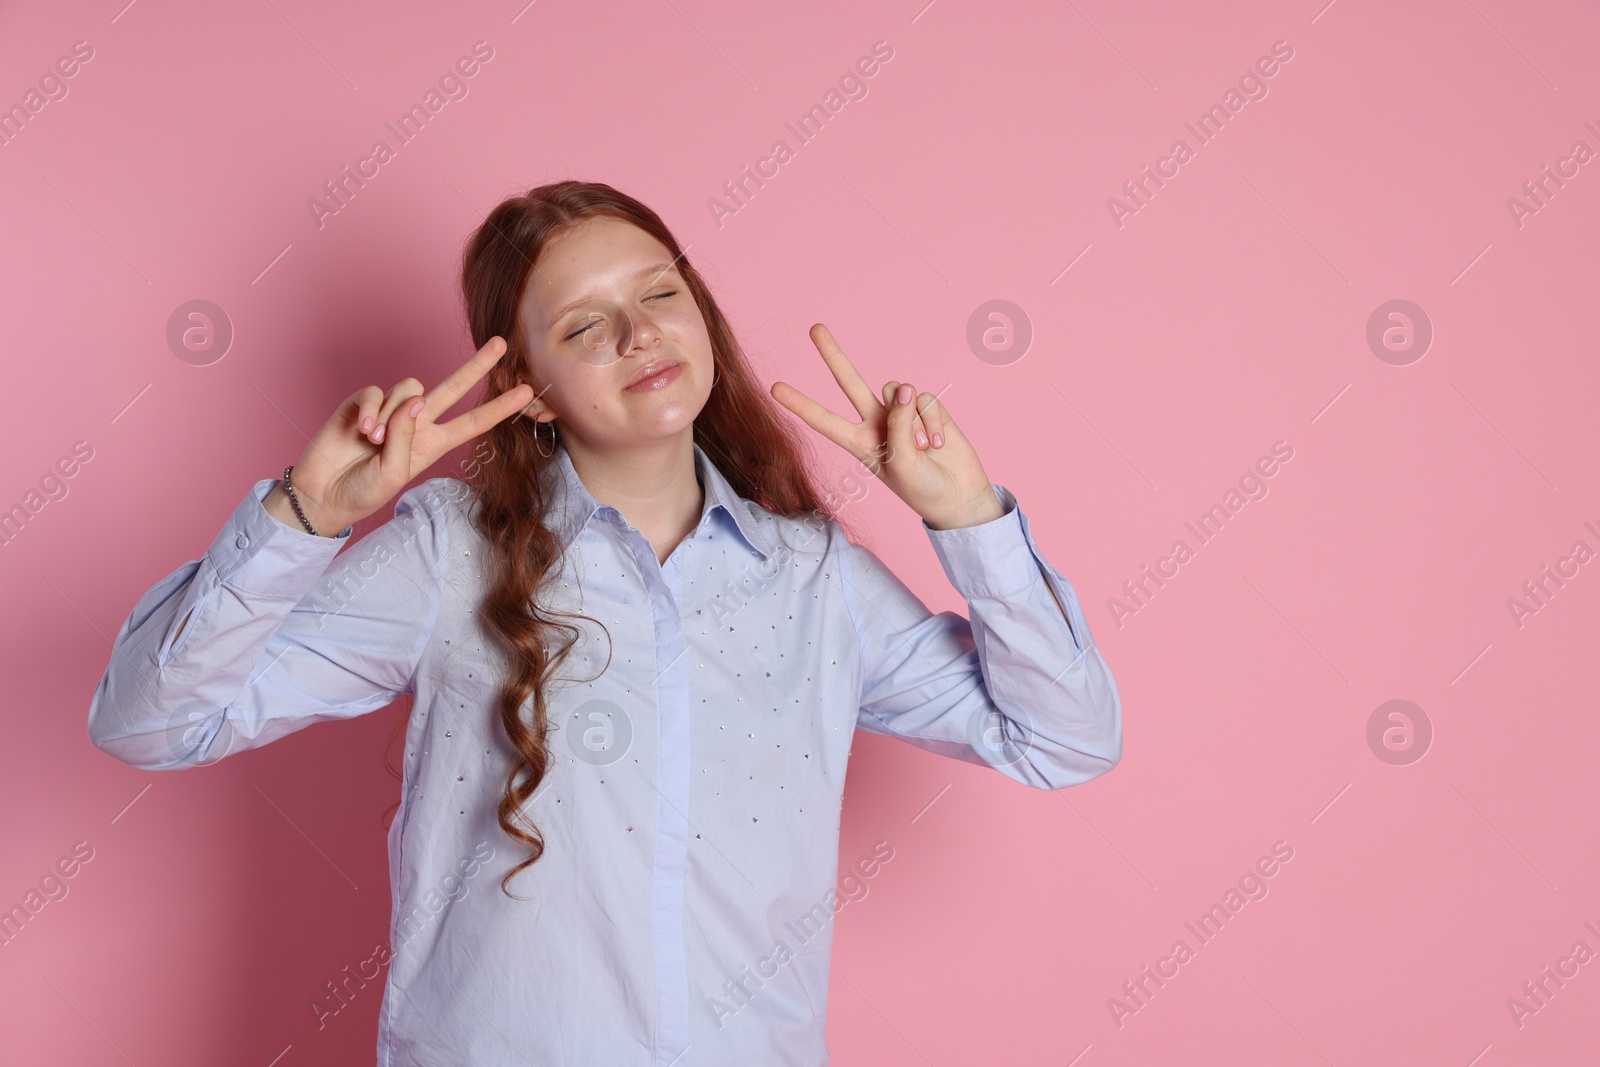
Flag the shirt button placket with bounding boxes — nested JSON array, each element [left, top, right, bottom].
[[631, 534, 692, 1067]]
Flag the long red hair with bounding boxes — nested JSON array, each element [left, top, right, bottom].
[[452, 180, 851, 895]]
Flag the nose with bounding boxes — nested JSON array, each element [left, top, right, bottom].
[[618, 303, 663, 358], [569, 301, 663, 366]]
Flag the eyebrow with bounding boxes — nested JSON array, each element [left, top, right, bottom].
[[548, 262, 682, 324]]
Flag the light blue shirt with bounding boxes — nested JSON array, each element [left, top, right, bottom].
[[88, 440, 1121, 1066]]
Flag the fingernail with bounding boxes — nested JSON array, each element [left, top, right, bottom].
[[373, 424, 386, 443], [915, 429, 928, 448], [361, 416, 373, 433], [896, 384, 912, 404], [409, 398, 426, 417], [932, 432, 943, 448]]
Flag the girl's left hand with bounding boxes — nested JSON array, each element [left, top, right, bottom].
[[770, 323, 1007, 530]]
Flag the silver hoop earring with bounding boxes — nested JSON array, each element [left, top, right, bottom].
[[535, 418, 556, 459]]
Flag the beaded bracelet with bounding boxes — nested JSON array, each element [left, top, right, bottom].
[[281, 465, 321, 537]]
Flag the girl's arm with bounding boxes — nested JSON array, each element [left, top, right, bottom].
[[86, 476, 454, 771], [840, 483, 1122, 790]]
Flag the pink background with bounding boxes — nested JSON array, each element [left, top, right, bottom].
[[4, 0, 1599, 1063]]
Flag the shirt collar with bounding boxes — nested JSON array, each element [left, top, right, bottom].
[[545, 439, 774, 562]]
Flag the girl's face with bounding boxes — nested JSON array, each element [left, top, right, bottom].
[[517, 216, 713, 450]]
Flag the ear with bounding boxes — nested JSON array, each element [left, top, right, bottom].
[[517, 380, 558, 421]]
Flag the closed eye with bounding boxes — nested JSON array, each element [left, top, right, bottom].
[[562, 292, 678, 341]]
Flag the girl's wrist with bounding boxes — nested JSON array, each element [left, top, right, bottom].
[[264, 482, 347, 537], [924, 487, 1005, 531]]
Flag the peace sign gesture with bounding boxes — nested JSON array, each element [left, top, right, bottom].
[[268, 336, 535, 535], [771, 324, 1006, 531]]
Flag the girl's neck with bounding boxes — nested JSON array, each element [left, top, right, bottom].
[[562, 432, 704, 565]]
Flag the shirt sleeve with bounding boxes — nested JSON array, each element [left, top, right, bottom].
[[838, 483, 1122, 790], [86, 476, 456, 771]]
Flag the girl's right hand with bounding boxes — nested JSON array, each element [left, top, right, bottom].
[[272, 336, 535, 535]]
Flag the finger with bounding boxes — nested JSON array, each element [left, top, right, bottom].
[[883, 381, 921, 469], [915, 390, 945, 448], [809, 324, 882, 422], [427, 336, 510, 417], [771, 380, 868, 458], [919, 389, 965, 448], [332, 388, 379, 438], [380, 392, 427, 484], [883, 381, 930, 449], [370, 378, 426, 444], [435, 382, 536, 452], [351, 385, 384, 439]]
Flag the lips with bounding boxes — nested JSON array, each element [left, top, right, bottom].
[[622, 359, 681, 390]]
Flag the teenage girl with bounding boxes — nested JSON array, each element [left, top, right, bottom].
[[89, 181, 1122, 1066]]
